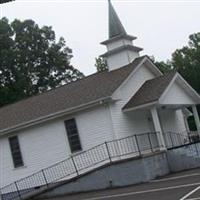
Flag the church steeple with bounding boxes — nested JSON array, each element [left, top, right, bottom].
[[108, 0, 126, 38], [101, 0, 143, 71]]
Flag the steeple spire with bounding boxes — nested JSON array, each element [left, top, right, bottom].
[[108, 0, 127, 38], [100, 0, 143, 71]]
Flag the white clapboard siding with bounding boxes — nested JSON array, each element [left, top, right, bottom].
[[0, 63, 188, 188], [0, 104, 114, 187], [109, 64, 156, 139]]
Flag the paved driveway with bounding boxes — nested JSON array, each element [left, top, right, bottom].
[[48, 168, 200, 200]]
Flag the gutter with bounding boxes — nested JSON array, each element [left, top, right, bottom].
[[123, 101, 158, 112], [0, 97, 113, 137]]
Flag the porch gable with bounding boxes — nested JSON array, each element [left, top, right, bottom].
[[123, 72, 200, 112]]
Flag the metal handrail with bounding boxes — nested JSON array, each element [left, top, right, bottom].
[[164, 131, 200, 149], [0, 132, 161, 200]]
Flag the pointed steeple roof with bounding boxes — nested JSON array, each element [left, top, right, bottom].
[[108, 0, 127, 38], [101, 0, 143, 71]]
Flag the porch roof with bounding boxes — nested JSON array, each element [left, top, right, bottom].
[[123, 72, 176, 111]]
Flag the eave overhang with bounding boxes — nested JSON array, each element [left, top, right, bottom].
[[0, 97, 113, 137], [100, 45, 143, 58], [101, 34, 137, 45]]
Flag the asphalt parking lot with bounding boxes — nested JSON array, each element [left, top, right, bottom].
[[48, 168, 200, 200]]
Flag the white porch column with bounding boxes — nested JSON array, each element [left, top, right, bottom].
[[192, 105, 200, 135], [150, 107, 165, 148]]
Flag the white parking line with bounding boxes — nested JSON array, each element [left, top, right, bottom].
[[150, 173, 200, 182], [82, 182, 200, 200], [151, 173, 200, 183], [179, 185, 200, 200], [187, 198, 200, 200]]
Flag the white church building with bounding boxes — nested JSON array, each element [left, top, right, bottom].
[[0, 0, 200, 190]]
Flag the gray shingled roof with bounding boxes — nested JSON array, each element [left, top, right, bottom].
[[123, 71, 176, 110], [0, 56, 145, 133]]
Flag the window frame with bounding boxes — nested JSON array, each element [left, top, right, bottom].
[[8, 135, 24, 168], [64, 118, 82, 153]]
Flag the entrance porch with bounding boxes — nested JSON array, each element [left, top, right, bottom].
[[122, 72, 200, 148], [123, 104, 200, 149]]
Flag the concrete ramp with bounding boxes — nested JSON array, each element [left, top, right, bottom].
[[31, 152, 169, 200]]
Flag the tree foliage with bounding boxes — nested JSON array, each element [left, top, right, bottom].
[[155, 32, 200, 95], [171, 33, 200, 95], [95, 57, 108, 72], [154, 60, 173, 74], [0, 18, 84, 107], [0, 0, 14, 4], [155, 33, 200, 130]]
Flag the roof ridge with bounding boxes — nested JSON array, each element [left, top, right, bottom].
[[0, 55, 153, 133], [0, 56, 145, 112], [0, 70, 104, 111]]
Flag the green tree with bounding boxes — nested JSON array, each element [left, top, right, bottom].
[[155, 33, 200, 93], [0, 18, 84, 107], [154, 60, 173, 74], [95, 57, 108, 72], [155, 33, 200, 130], [0, 0, 14, 4], [149, 56, 173, 74], [171, 33, 200, 95]]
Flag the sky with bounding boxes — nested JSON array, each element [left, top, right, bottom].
[[1, 0, 200, 75]]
